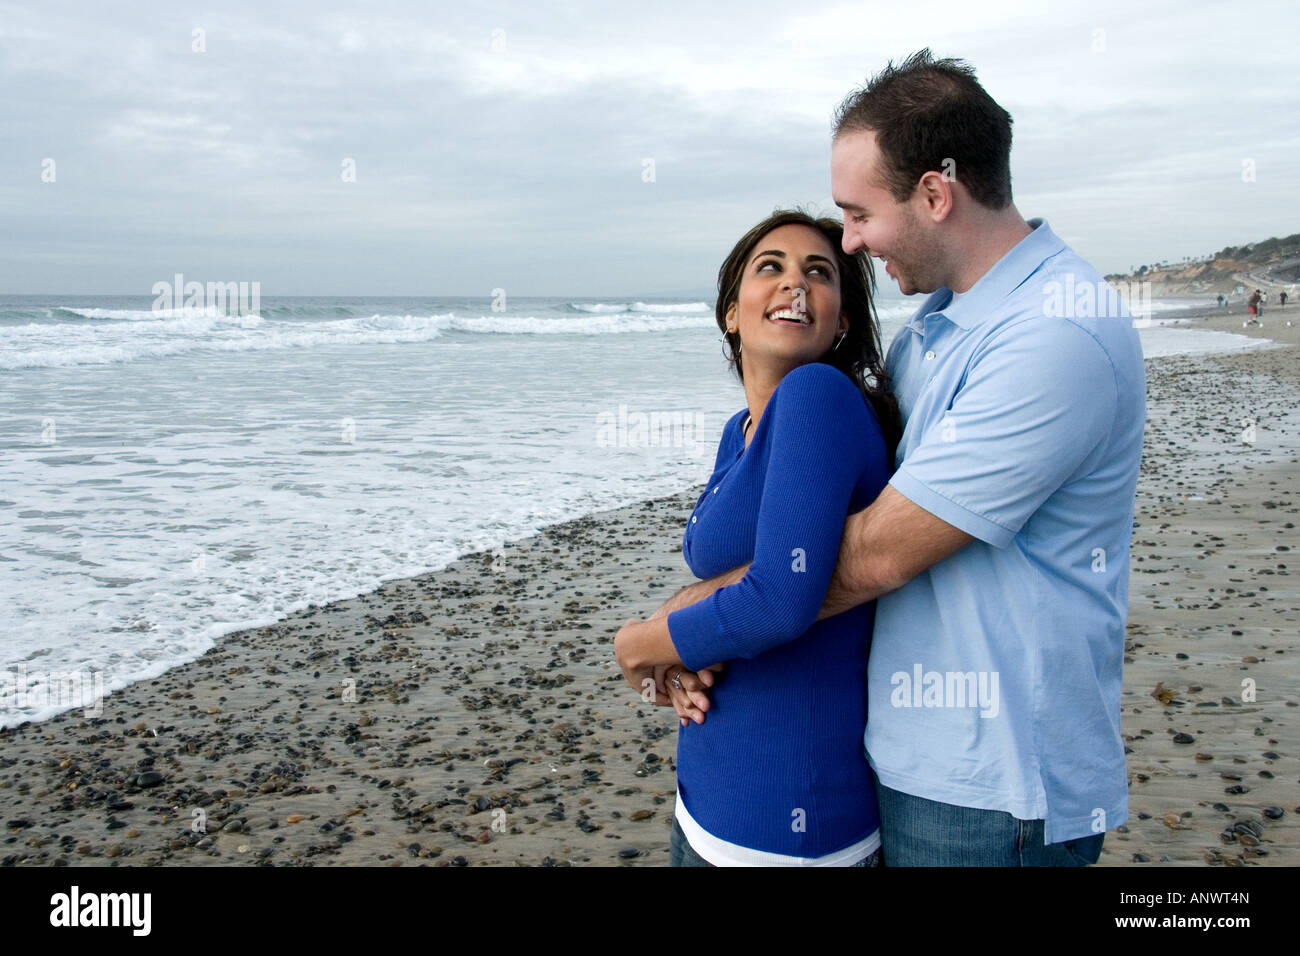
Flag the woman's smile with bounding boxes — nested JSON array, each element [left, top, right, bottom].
[[765, 304, 813, 326]]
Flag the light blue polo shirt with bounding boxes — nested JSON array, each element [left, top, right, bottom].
[[865, 219, 1146, 845]]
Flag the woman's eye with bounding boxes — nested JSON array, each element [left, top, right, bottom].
[[757, 259, 830, 278]]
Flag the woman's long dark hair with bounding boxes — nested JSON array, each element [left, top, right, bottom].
[[716, 208, 903, 463]]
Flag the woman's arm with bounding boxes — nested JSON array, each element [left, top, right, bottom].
[[665, 364, 884, 670]]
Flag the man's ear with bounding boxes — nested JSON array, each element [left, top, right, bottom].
[[916, 170, 954, 223]]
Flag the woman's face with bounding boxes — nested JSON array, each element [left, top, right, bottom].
[[726, 224, 849, 378]]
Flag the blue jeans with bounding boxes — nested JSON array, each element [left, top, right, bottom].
[[874, 778, 1104, 866], [669, 817, 881, 867]]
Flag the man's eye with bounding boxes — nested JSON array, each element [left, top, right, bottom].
[[852, 213, 867, 223]]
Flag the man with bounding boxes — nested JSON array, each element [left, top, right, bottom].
[[639, 50, 1146, 866]]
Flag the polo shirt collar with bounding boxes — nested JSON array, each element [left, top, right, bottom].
[[928, 218, 1065, 329]]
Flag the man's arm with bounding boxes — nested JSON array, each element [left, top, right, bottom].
[[817, 484, 975, 620], [648, 564, 748, 620], [651, 486, 971, 722], [645, 487, 969, 721], [648, 487, 972, 628]]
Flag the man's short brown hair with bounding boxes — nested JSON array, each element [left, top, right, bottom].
[[833, 49, 1014, 209]]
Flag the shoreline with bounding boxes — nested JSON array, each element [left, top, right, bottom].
[[0, 298, 1280, 732], [2, 490, 702, 866], [2, 303, 1298, 866]]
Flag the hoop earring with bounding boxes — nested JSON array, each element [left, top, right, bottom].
[[833, 331, 847, 350], [723, 329, 741, 355]]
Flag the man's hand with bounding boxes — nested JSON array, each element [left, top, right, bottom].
[[614, 614, 728, 720], [614, 618, 671, 705], [639, 567, 747, 719]]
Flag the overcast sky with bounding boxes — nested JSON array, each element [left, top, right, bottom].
[[2, 0, 1296, 296]]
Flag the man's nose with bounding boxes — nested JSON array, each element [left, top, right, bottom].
[[842, 230, 864, 255]]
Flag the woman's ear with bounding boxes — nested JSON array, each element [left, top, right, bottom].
[[725, 303, 737, 333]]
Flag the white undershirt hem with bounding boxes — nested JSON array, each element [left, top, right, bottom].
[[675, 794, 880, 867]]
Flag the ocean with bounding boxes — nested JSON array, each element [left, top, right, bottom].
[[0, 293, 1269, 726]]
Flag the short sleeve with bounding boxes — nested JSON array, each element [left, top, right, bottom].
[[889, 320, 1118, 548], [667, 364, 883, 669]]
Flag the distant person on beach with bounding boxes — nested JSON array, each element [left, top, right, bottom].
[[1280, 291, 1288, 306], [614, 209, 902, 865], [636, 50, 1146, 867], [1248, 289, 1261, 317], [1217, 294, 1225, 308]]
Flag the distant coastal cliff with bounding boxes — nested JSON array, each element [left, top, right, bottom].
[[1106, 234, 1300, 297]]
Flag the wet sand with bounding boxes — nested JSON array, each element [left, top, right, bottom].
[[2, 302, 1297, 866]]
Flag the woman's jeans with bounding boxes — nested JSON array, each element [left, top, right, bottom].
[[874, 779, 1105, 866]]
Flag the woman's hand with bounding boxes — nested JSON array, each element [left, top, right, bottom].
[[614, 616, 725, 718], [657, 662, 727, 726]]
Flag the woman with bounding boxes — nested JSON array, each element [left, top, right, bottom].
[[614, 209, 901, 866]]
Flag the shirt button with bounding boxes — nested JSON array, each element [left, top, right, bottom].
[[924, 349, 936, 360], [712, 487, 718, 493], [691, 516, 697, 523]]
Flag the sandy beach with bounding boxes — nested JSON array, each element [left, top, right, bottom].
[[2, 301, 1297, 867], [1108, 301, 1299, 866]]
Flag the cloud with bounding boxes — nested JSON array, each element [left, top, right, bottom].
[[1, 0, 1296, 293]]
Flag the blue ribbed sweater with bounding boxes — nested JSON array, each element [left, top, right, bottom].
[[667, 362, 892, 858]]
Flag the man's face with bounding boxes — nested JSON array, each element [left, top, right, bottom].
[[831, 129, 940, 296]]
